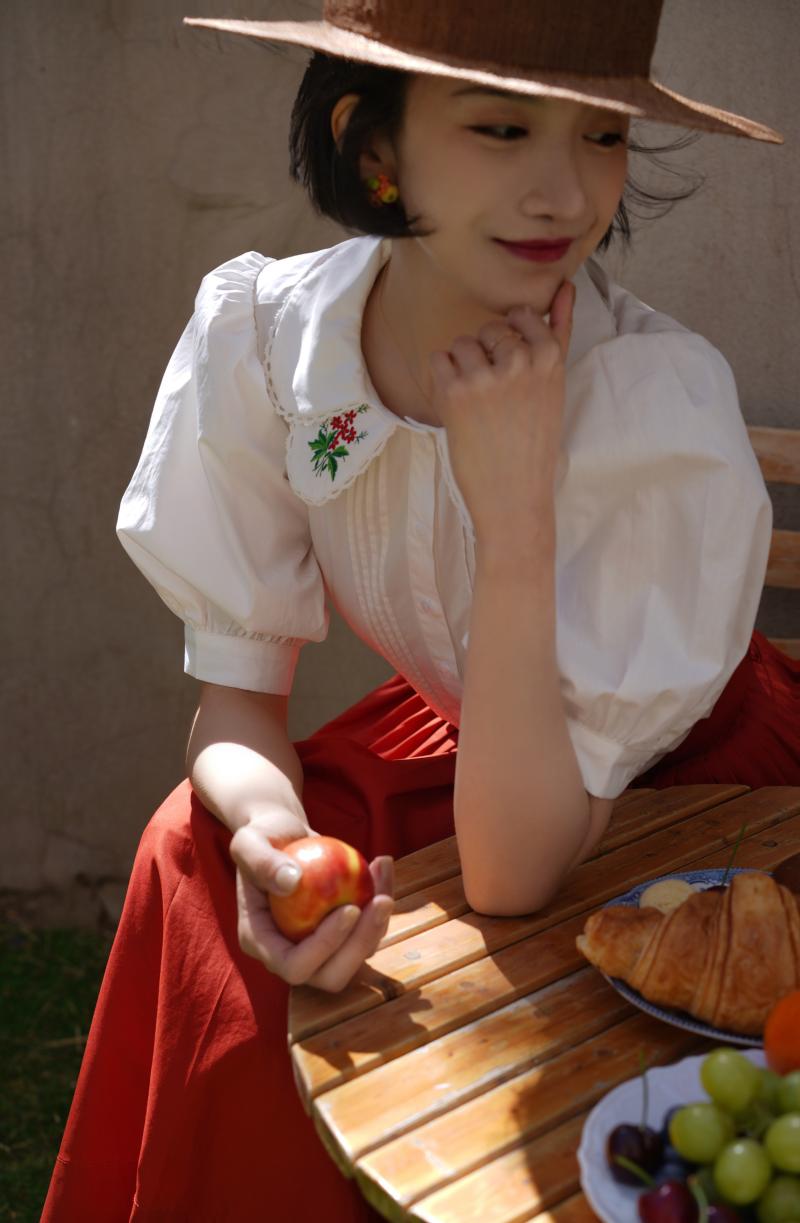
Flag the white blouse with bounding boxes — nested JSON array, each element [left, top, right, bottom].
[[117, 235, 772, 799]]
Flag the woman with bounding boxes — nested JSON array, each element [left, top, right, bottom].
[[43, 2, 797, 1219]]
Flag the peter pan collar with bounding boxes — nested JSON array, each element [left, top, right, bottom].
[[262, 234, 618, 506]]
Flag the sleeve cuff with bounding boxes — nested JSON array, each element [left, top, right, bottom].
[[184, 626, 301, 695], [565, 716, 692, 799]]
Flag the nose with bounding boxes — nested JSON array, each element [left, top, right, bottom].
[[518, 142, 589, 225]]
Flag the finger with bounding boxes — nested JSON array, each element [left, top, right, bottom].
[[476, 320, 522, 351], [548, 280, 576, 361], [488, 332, 530, 369], [280, 903, 364, 986], [308, 894, 394, 992], [370, 854, 395, 898], [504, 302, 552, 346], [448, 334, 491, 375], [229, 823, 304, 898], [236, 870, 303, 974]]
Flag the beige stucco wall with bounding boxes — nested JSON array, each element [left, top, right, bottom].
[[3, 0, 797, 894]]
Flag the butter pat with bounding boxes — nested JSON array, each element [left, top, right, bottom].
[[639, 878, 696, 914]]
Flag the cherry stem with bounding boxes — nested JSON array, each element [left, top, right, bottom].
[[613, 1154, 655, 1188], [688, 1173, 709, 1223], [721, 820, 748, 887]]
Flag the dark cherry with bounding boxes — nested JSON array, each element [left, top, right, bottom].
[[638, 1180, 698, 1223], [607, 1123, 664, 1185], [654, 1159, 692, 1187], [706, 1206, 742, 1222]]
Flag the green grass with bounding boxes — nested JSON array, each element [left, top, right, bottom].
[[0, 924, 113, 1222]]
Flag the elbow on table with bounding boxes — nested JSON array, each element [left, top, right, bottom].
[[462, 871, 563, 919]]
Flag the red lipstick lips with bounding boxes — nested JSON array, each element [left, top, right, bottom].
[[495, 237, 573, 263]]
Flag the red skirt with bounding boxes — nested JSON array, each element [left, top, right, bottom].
[[42, 630, 799, 1222]]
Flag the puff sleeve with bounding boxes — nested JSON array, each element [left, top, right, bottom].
[[556, 328, 772, 798], [117, 252, 328, 694]]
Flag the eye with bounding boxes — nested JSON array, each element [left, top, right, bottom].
[[586, 132, 627, 148], [468, 124, 528, 142]]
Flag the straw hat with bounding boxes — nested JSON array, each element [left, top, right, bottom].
[[185, 0, 783, 144]]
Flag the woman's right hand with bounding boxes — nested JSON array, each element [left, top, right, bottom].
[[229, 814, 394, 992]]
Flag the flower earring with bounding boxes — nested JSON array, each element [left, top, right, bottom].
[[366, 173, 399, 207]]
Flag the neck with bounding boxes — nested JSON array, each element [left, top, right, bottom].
[[372, 240, 513, 413]]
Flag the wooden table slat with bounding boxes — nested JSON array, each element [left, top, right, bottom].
[[356, 1011, 701, 1214], [289, 787, 800, 1041], [316, 972, 631, 1163], [380, 875, 468, 947], [525, 1193, 600, 1222], [289, 787, 800, 1223], [293, 810, 800, 1102], [405, 1113, 587, 1223], [591, 784, 748, 855], [393, 836, 460, 898]]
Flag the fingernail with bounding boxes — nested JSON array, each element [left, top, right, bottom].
[[274, 863, 301, 894], [337, 905, 360, 929]]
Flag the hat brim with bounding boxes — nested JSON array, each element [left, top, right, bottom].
[[184, 17, 783, 144]]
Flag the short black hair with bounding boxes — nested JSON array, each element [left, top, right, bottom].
[[289, 53, 421, 238], [288, 51, 702, 252]]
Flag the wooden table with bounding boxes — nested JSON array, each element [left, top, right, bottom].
[[288, 785, 800, 1222]]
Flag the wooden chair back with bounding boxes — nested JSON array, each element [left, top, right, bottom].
[[747, 426, 800, 659]]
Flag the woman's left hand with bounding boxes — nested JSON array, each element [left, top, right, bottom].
[[428, 279, 575, 547]]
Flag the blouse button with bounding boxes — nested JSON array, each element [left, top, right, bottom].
[[418, 596, 435, 614]]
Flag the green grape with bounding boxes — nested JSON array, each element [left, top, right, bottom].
[[757, 1069, 785, 1114], [756, 1174, 800, 1223], [701, 1049, 762, 1114], [778, 1073, 800, 1115], [737, 1099, 777, 1141], [713, 1138, 773, 1206], [670, 1103, 736, 1164], [764, 1114, 800, 1173]]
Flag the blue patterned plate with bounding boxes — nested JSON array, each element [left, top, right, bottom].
[[598, 867, 764, 1049]]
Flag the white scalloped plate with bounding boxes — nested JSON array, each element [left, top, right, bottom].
[[577, 1048, 767, 1223], [599, 868, 764, 1048]]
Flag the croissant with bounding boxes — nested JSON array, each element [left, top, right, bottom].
[[576, 872, 800, 1036]]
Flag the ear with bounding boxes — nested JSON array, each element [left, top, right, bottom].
[[330, 92, 361, 152], [330, 92, 397, 183]]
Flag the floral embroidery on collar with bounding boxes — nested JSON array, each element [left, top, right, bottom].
[[309, 405, 369, 481]]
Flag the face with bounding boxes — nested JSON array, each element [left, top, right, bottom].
[[368, 74, 629, 315]]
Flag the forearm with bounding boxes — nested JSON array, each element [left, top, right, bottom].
[[186, 683, 308, 838], [455, 522, 589, 915]]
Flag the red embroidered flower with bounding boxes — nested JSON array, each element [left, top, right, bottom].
[[308, 404, 370, 481]]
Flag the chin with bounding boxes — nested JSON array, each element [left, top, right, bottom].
[[493, 280, 562, 318]]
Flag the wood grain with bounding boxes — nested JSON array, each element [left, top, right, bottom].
[[289, 787, 800, 1041], [747, 425, 800, 484], [291, 810, 800, 1103], [289, 788, 800, 1223], [316, 971, 631, 1163], [356, 1012, 700, 1214], [765, 528, 800, 589]]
